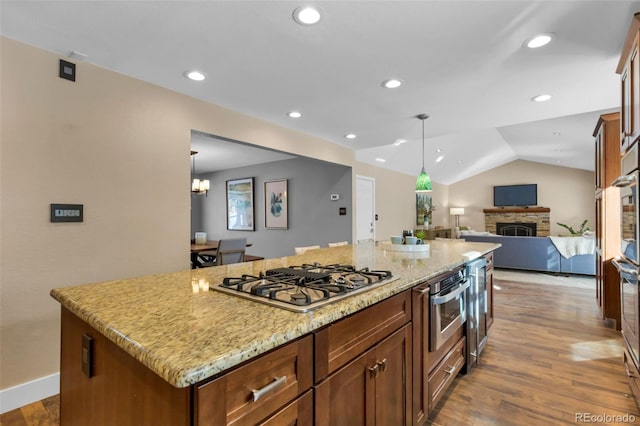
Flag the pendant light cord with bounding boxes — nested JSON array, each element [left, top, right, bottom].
[[416, 114, 429, 171], [421, 118, 425, 170]]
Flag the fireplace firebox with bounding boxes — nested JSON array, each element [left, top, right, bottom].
[[496, 222, 537, 237]]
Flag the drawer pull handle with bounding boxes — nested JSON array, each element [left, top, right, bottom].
[[625, 360, 637, 378], [252, 376, 286, 402], [368, 364, 379, 377], [445, 366, 456, 375], [378, 358, 387, 372]]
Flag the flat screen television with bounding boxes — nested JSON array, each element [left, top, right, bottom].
[[493, 184, 537, 207]]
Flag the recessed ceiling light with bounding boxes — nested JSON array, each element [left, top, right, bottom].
[[436, 148, 442, 153], [525, 34, 553, 49], [457, 160, 462, 164], [184, 70, 206, 81], [375, 158, 386, 163], [382, 79, 403, 89], [435, 155, 444, 163], [553, 132, 561, 136], [345, 133, 357, 140], [287, 111, 302, 118], [393, 139, 407, 146], [531, 94, 551, 102], [293, 6, 321, 25]]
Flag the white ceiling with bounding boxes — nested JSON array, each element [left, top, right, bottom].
[[2, 0, 638, 183], [191, 131, 295, 173]]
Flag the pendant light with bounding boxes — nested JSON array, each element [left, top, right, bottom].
[[191, 150, 210, 196], [415, 114, 432, 192]]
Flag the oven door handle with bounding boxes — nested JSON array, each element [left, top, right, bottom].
[[431, 281, 470, 305], [612, 174, 636, 187], [612, 258, 638, 276]]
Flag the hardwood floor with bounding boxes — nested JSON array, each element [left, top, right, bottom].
[[1, 270, 637, 425], [0, 395, 58, 426], [428, 270, 640, 425]]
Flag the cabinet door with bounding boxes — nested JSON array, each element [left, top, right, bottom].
[[315, 346, 376, 426], [622, 64, 631, 152], [374, 324, 412, 426], [315, 324, 412, 426], [632, 35, 640, 145], [595, 127, 603, 189], [622, 33, 640, 151]]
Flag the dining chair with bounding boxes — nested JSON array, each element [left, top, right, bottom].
[[213, 238, 247, 265], [294, 245, 321, 255], [328, 241, 348, 247]]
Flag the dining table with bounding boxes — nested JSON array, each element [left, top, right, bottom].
[[190, 240, 253, 268]]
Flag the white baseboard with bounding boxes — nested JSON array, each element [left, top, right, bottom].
[[0, 373, 59, 414]]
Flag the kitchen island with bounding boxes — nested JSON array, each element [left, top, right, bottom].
[[51, 239, 499, 425]]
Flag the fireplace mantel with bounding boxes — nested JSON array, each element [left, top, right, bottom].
[[483, 207, 550, 214]]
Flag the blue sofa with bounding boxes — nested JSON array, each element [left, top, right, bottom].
[[463, 234, 595, 275]]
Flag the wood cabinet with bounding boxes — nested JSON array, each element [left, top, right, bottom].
[[593, 112, 621, 330], [411, 268, 466, 424], [195, 334, 313, 425], [60, 306, 314, 426], [59, 256, 497, 425], [314, 324, 412, 426], [618, 13, 640, 152], [427, 336, 465, 410], [314, 291, 412, 425], [59, 308, 191, 426]]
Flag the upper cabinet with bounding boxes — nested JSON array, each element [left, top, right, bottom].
[[618, 12, 640, 153], [594, 112, 622, 191]]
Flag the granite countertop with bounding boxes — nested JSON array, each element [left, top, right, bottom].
[[50, 240, 499, 388]]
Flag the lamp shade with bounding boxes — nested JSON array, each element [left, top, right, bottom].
[[450, 207, 465, 216], [415, 168, 432, 193]]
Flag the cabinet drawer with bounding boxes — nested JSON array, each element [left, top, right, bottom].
[[258, 390, 313, 426], [315, 291, 411, 381], [428, 336, 465, 411], [195, 335, 313, 426], [484, 252, 494, 270]]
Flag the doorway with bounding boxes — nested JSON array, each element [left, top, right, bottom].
[[356, 175, 375, 242]]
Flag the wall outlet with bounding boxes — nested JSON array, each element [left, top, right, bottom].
[[330, 194, 340, 201]]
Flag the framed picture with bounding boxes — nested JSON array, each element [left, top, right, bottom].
[[416, 193, 433, 226], [226, 177, 254, 231], [265, 179, 288, 229]]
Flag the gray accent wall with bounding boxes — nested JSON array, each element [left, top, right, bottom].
[[191, 157, 352, 258]]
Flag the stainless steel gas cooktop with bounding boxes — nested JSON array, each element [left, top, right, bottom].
[[211, 263, 399, 312]]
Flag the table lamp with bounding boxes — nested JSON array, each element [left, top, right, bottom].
[[450, 207, 465, 227]]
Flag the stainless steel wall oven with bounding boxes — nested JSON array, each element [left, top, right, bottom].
[[616, 144, 638, 264], [614, 143, 640, 386]]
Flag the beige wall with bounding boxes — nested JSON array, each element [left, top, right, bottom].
[[0, 37, 360, 390], [449, 159, 595, 235], [0, 37, 596, 397], [352, 161, 450, 240]]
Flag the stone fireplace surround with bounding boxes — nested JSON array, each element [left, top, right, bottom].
[[483, 207, 550, 237]]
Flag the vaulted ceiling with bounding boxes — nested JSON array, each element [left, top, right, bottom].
[[2, 1, 637, 183]]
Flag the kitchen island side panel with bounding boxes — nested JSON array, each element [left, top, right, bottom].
[[60, 307, 191, 426]]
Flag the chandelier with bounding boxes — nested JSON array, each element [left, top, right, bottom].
[[191, 150, 210, 196]]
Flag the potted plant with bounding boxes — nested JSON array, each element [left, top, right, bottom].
[[557, 219, 591, 236]]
